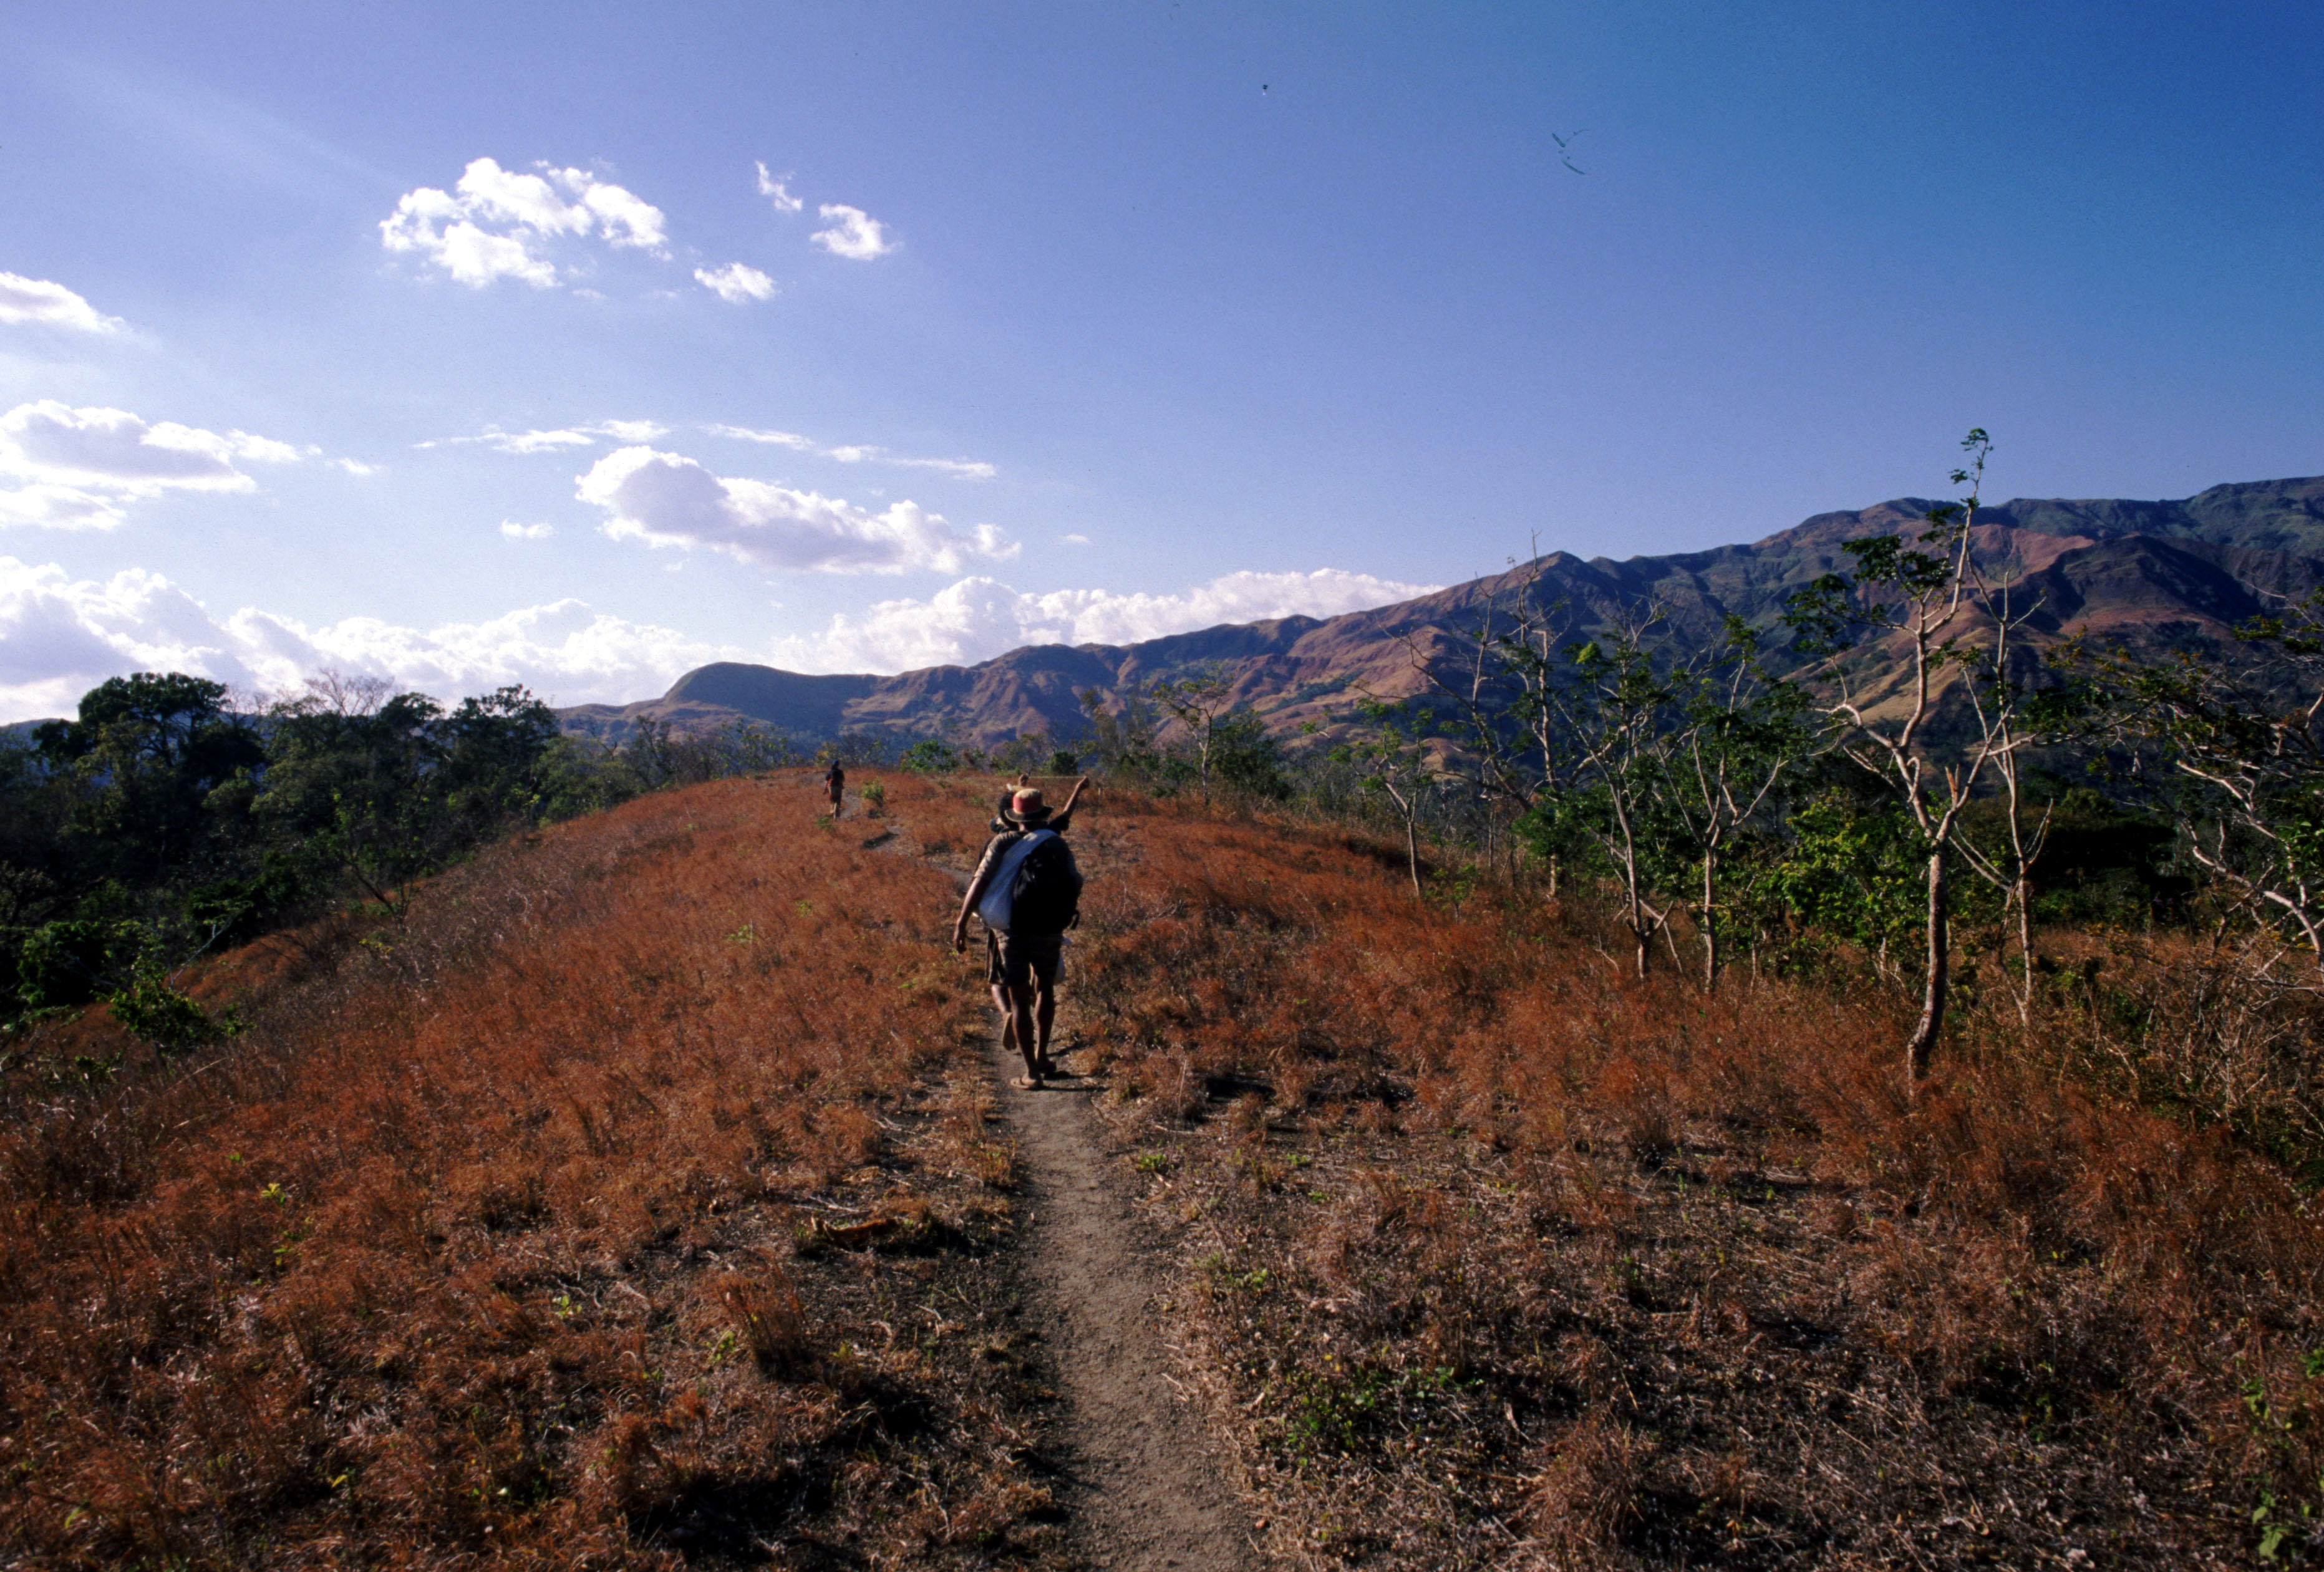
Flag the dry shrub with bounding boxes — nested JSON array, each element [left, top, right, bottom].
[[1526, 1412, 1643, 1555], [715, 1269, 810, 1376], [2008, 928, 2324, 1172]]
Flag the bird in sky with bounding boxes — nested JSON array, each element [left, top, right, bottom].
[[1553, 128, 1587, 174]]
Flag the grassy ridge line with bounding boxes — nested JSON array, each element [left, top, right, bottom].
[[1064, 800, 2324, 1568], [0, 771, 1070, 1569]]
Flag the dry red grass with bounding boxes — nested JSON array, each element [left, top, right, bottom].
[[0, 769, 1057, 1570], [12, 767, 2319, 1568], [1063, 795, 2324, 1567]]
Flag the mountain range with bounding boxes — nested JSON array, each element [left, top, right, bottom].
[[556, 475, 2324, 750]]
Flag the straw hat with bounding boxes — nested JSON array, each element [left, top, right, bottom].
[[1002, 787, 1052, 826]]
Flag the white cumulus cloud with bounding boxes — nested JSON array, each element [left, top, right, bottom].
[[380, 157, 671, 288], [695, 262, 777, 303], [811, 204, 896, 259], [0, 555, 741, 722], [0, 485, 127, 531], [577, 446, 1014, 575], [774, 568, 1440, 673], [0, 273, 123, 333], [500, 521, 554, 539], [754, 162, 803, 214], [704, 423, 994, 479], [0, 402, 310, 528], [0, 551, 1438, 725]]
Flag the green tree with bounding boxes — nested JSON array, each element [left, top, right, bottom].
[[256, 682, 450, 916], [1075, 686, 1168, 781], [2050, 593, 2324, 981], [1149, 663, 1241, 804], [900, 738, 960, 774], [1209, 711, 1290, 803], [1783, 430, 2048, 1077], [1657, 617, 1813, 987], [1518, 610, 1695, 978], [34, 672, 264, 889], [1335, 699, 1441, 897]]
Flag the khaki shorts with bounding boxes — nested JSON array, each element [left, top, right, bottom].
[[986, 930, 1063, 993]]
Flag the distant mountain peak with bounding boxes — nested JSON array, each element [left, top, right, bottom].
[[558, 475, 2324, 750]]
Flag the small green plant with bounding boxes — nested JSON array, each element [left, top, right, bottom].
[[1135, 1150, 1171, 1174], [859, 779, 887, 814], [109, 962, 243, 1054], [1280, 1361, 1461, 1464], [1208, 1263, 1269, 1295], [2252, 1489, 2302, 1561]]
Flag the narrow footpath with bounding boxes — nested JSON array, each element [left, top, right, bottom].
[[916, 816, 1251, 1570], [990, 1034, 1253, 1571]]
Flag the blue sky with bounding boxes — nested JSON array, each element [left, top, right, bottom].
[[2, 1, 2319, 720]]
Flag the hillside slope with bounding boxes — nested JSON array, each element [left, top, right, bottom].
[[0, 774, 1080, 1569], [558, 475, 2324, 748], [6, 771, 2319, 1566]]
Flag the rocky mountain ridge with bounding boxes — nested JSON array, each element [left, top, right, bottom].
[[556, 475, 2324, 749]]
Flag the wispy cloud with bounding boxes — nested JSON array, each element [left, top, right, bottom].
[[810, 204, 896, 260], [424, 418, 669, 455], [0, 273, 124, 334], [775, 569, 1440, 672], [0, 400, 306, 530], [576, 445, 1014, 575], [380, 157, 670, 289], [695, 262, 777, 304], [500, 520, 554, 539], [704, 423, 995, 480], [754, 162, 803, 214]]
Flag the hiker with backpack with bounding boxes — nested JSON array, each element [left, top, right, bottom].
[[989, 771, 1089, 835], [953, 785, 1086, 1090], [822, 758, 846, 817]]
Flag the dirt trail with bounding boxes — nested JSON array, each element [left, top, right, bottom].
[[911, 820, 1249, 1569], [993, 1036, 1254, 1571]]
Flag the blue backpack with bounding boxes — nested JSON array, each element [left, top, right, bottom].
[[977, 830, 1083, 936]]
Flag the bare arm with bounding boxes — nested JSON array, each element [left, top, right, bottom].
[[954, 839, 1005, 952], [951, 884, 986, 952], [1057, 775, 1090, 817]]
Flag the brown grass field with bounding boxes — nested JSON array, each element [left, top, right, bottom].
[[1, 771, 1057, 1570], [1063, 798, 2324, 1568], [4, 768, 2322, 1568]]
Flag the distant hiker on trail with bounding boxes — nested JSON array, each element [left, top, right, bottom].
[[822, 759, 846, 817], [955, 785, 1087, 1090], [989, 772, 1090, 836]]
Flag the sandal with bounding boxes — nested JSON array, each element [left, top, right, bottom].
[[1010, 1075, 1045, 1091]]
